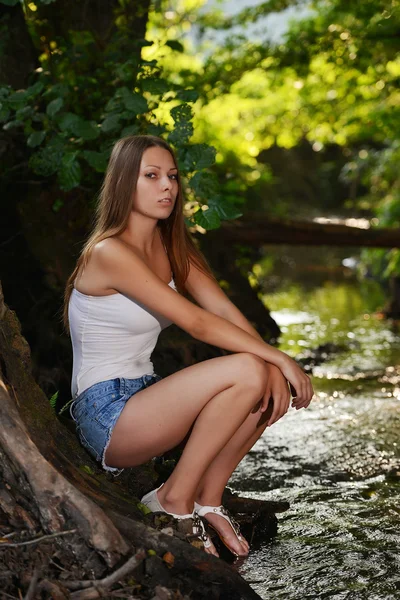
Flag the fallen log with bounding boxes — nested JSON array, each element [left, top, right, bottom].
[[208, 216, 400, 248]]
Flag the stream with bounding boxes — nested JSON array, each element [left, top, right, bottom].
[[234, 246, 400, 599]]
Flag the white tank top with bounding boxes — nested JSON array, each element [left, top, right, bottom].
[[69, 279, 176, 397]]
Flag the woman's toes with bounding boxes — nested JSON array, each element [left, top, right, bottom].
[[204, 541, 219, 557], [240, 537, 250, 551], [222, 532, 248, 557]]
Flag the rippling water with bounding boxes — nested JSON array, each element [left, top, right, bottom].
[[234, 259, 400, 599]]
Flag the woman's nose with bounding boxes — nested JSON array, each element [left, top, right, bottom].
[[161, 175, 172, 190]]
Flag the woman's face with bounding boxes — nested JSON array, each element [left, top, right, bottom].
[[133, 146, 179, 219]]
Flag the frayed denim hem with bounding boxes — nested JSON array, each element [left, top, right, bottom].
[[101, 424, 124, 477]]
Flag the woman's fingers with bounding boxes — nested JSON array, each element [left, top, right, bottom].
[[289, 369, 314, 409], [267, 391, 290, 426], [291, 375, 313, 404]]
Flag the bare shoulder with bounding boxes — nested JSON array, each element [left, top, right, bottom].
[[90, 237, 206, 335], [92, 236, 141, 268]]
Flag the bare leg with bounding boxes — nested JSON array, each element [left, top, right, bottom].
[[194, 402, 270, 553], [105, 353, 268, 556], [196, 403, 269, 506]]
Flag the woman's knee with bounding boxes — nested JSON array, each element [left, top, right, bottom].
[[233, 353, 269, 396]]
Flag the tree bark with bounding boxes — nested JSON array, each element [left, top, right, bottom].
[[36, 0, 151, 53], [212, 216, 400, 248], [0, 3, 38, 88]]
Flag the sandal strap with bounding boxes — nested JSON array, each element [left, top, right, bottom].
[[141, 488, 213, 549], [191, 513, 213, 548], [195, 504, 243, 540]]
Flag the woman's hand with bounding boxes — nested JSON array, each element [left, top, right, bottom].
[[260, 363, 291, 427], [279, 355, 314, 408]]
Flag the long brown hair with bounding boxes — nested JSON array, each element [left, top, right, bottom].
[[63, 134, 215, 330]]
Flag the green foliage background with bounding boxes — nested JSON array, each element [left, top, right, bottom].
[[1, 0, 399, 273]]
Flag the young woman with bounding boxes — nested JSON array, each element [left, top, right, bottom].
[[65, 135, 314, 559]]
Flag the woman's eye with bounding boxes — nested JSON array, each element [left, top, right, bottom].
[[145, 172, 156, 178], [169, 174, 178, 180]]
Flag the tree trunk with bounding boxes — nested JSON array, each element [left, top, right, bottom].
[[199, 235, 280, 341], [0, 3, 38, 88], [213, 216, 400, 248], [36, 0, 151, 55]]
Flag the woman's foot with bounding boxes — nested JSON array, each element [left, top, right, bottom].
[[195, 502, 249, 557], [141, 484, 219, 557]]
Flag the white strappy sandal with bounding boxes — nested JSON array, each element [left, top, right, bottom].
[[194, 501, 248, 557], [140, 484, 214, 552]]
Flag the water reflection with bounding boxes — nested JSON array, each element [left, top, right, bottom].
[[235, 250, 400, 599]]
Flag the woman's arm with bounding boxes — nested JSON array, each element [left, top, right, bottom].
[[185, 261, 309, 417], [185, 262, 265, 342], [94, 239, 313, 402]]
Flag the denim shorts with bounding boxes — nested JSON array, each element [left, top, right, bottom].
[[70, 374, 162, 476]]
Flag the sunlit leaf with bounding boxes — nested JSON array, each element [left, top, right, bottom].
[[49, 391, 59, 409], [194, 206, 221, 230], [209, 198, 242, 220], [183, 144, 216, 171]]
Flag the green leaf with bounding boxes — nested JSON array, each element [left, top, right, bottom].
[[82, 150, 110, 172], [16, 106, 33, 120], [58, 113, 100, 140], [0, 107, 10, 122], [101, 114, 120, 133], [194, 207, 221, 230], [29, 137, 64, 176], [105, 94, 121, 112], [209, 198, 242, 220], [141, 78, 170, 95], [0, 0, 20, 6], [52, 198, 64, 213], [146, 123, 166, 137], [49, 391, 59, 410], [58, 112, 81, 132], [189, 170, 218, 198], [27, 131, 46, 148], [183, 144, 216, 171], [80, 465, 95, 475], [170, 103, 192, 124], [0, 86, 10, 100], [176, 89, 199, 103], [168, 103, 193, 145], [137, 502, 152, 516], [121, 124, 139, 137], [46, 97, 64, 118], [74, 120, 100, 140], [43, 83, 69, 98], [58, 152, 81, 191], [165, 40, 185, 52], [26, 82, 44, 98], [3, 120, 23, 130], [120, 88, 148, 114], [8, 90, 28, 109]]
